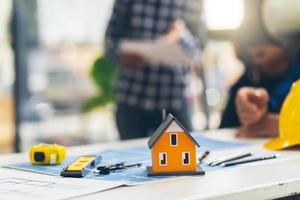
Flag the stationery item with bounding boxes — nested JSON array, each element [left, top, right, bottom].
[[220, 154, 279, 167], [96, 162, 142, 175], [96, 162, 125, 175], [61, 155, 101, 178], [198, 150, 210, 163], [209, 152, 252, 167], [30, 144, 67, 165]]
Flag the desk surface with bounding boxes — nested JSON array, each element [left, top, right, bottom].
[[1, 129, 300, 200]]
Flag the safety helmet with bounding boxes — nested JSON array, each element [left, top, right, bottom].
[[264, 79, 300, 150]]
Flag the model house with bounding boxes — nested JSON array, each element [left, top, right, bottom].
[[147, 113, 204, 176]]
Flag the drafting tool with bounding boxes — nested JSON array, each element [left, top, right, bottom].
[[97, 162, 125, 171], [30, 144, 67, 165], [198, 150, 210, 163], [61, 155, 101, 178], [209, 152, 252, 167], [221, 154, 279, 167], [96, 162, 142, 175]]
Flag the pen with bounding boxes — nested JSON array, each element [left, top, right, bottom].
[[220, 154, 279, 167], [198, 150, 210, 163], [209, 152, 252, 167]]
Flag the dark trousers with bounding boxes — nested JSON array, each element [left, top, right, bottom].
[[116, 103, 192, 140]]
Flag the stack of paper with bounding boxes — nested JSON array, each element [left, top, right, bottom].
[[120, 40, 193, 65]]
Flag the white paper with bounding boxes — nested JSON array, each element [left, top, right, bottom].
[[0, 168, 124, 200], [120, 40, 192, 65]]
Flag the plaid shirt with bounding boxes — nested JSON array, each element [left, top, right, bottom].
[[105, 0, 202, 110]]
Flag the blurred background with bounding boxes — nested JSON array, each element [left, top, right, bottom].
[[0, 0, 299, 153]]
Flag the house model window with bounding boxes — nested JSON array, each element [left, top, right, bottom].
[[170, 133, 178, 146], [159, 152, 167, 166], [182, 152, 190, 165]]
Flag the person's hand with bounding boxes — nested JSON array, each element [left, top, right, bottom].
[[119, 51, 144, 69], [235, 113, 279, 138], [235, 87, 269, 126], [159, 19, 186, 44]]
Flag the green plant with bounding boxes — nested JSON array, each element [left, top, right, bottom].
[[82, 55, 118, 112]]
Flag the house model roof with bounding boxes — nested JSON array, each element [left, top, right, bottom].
[[147, 114, 200, 149]]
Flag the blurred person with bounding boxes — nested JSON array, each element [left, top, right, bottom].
[[220, 0, 300, 137], [220, 41, 300, 137], [105, 0, 205, 140]]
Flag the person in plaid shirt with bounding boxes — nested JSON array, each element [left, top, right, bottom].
[[105, 0, 204, 140]]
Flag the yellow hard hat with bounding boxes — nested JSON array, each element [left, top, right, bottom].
[[264, 79, 300, 150]]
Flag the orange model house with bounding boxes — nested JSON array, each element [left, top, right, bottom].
[[147, 113, 205, 176]]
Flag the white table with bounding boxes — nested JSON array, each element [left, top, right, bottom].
[[1, 129, 300, 200]]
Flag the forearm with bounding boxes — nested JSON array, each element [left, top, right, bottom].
[[259, 113, 279, 136], [236, 113, 279, 138]]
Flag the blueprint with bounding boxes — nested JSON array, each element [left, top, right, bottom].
[[4, 134, 249, 185]]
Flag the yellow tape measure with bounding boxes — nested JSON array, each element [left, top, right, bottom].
[[61, 155, 101, 177], [30, 144, 67, 165]]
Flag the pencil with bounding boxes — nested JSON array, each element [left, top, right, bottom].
[[220, 154, 279, 167], [198, 150, 210, 163]]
